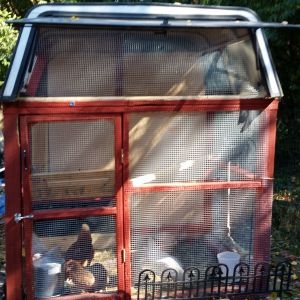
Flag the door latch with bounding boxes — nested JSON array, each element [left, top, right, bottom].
[[121, 249, 126, 263], [14, 213, 34, 223]]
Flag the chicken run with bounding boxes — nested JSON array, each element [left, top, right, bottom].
[[1, 3, 299, 300]]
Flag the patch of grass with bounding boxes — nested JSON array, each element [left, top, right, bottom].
[[272, 200, 300, 299], [272, 201, 300, 255]]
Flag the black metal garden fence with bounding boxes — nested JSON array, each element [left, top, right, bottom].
[[137, 261, 292, 300]]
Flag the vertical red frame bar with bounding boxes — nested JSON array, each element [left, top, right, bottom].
[[3, 109, 23, 300], [253, 99, 279, 264], [122, 113, 132, 299], [20, 116, 35, 299], [115, 114, 126, 295]]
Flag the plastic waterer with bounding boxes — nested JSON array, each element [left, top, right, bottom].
[[217, 251, 241, 277], [33, 255, 63, 298]]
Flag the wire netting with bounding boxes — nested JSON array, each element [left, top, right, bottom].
[[22, 27, 267, 98]]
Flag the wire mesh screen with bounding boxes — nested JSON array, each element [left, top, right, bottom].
[[29, 119, 115, 209], [129, 111, 267, 185], [130, 189, 256, 287], [32, 216, 117, 297], [21, 27, 267, 98]]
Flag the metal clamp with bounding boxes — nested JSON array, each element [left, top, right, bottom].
[[14, 213, 34, 223]]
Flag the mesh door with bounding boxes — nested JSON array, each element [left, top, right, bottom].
[[130, 189, 256, 285], [21, 27, 267, 98], [32, 216, 117, 297], [129, 111, 268, 185], [29, 119, 115, 209]]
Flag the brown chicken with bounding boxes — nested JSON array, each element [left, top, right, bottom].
[[87, 263, 108, 292], [64, 260, 108, 293], [65, 223, 94, 266], [64, 259, 95, 292]]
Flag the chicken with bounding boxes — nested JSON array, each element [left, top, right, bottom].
[[64, 260, 95, 292], [87, 263, 108, 292], [64, 260, 108, 293], [65, 223, 94, 266]]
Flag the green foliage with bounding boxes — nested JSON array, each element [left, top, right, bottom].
[[272, 200, 300, 299], [0, 9, 18, 88], [0, 1, 32, 17], [272, 201, 300, 253], [0, 1, 79, 19]]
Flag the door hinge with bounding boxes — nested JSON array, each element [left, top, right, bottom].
[[121, 148, 124, 164], [14, 213, 34, 223], [121, 249, 126, 263], [23, 149, 28, 171]]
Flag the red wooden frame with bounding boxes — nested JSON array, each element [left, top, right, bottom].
[[4, 98, 278, 113], [125, 181, 262, 192], [3, 98, 279, 300], [252, 106, 278, 265], [3, 112, 23, 300], [40, 293, 123, 300]]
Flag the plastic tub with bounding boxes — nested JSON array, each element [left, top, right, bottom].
[[217, 251, 240, 277], [34, 259, 62, 298]]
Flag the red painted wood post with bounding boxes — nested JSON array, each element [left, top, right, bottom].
[[253, 100, 279, 264], [122, 113, 132, 299], [3, 109, 23, 300]]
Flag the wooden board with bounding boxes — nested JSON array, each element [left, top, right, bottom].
[[31, 170, 115, 201]]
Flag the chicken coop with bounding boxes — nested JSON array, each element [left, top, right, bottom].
[[1, 3, 298, 300]]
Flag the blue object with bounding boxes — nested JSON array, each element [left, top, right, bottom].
[[0, 193, 5, 217]]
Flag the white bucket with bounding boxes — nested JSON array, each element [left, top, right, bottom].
[[34, 261, 62, 298], [217, 251, 240, 277]]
